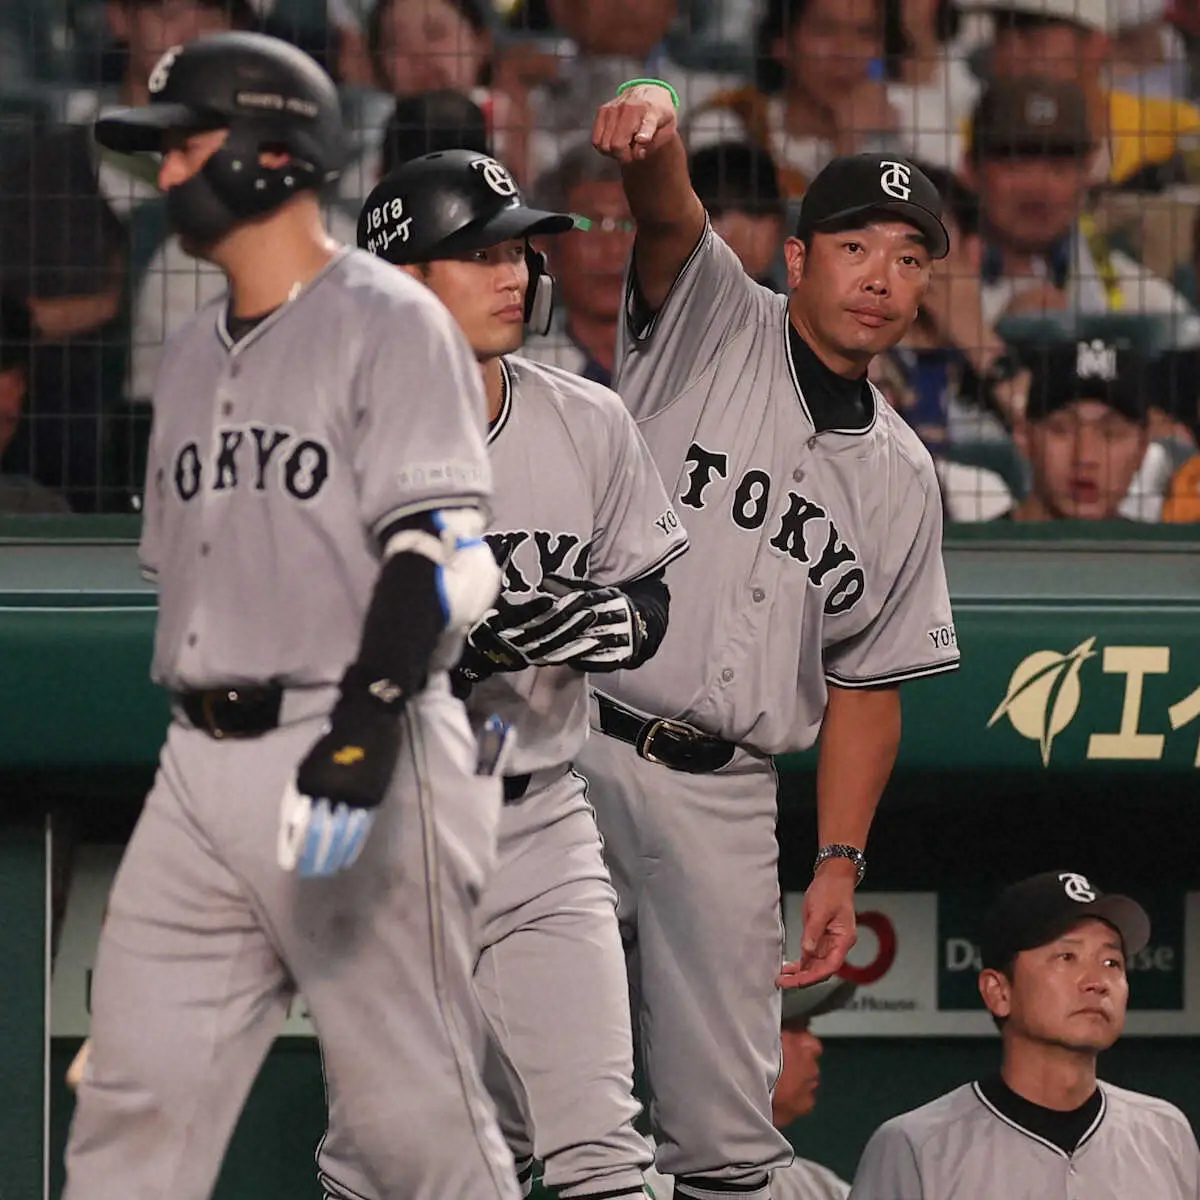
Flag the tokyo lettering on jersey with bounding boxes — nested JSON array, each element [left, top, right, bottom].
[[603, 224, 959, 755], [138, 248, 491, 692], [469, 355, 688, 774]]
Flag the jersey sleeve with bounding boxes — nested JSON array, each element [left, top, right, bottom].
[[137, 416, 163, 586], [848, 1121, 925, 1200], [587, 397, 689, 586], [823, 472, 959, 688], [614, 220, 768, 421], [352, 290, 492, 543]]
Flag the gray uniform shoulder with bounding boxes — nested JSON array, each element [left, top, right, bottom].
[[1101, 1082, 1199, 1139], [507, 353, 634, 424], [872, 387, 940, 500], [870, 1083, 986, 1153]]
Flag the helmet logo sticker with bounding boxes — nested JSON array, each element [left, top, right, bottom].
[[473, 157, 517, 198], [361, 195, 413, 257], [148, 44, 183, 95]]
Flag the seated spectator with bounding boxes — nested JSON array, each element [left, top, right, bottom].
[[0, 0, 256, 512], [0, 294, 71, 515], [686, 0, 900, 198], [1107, 0, 1192, 99], [883, 0, 981, 168], [956, 0, 1200, 187], [850, 874, 1199, 1200], [1004, 338, 1151, 521], [526, 0, 737, 182], [688, 141, 787, 289], [963, 77, 1200, 340], [520, 142, 632, 386], [378, 88, 492, 178], [1154, 346, 1200, 519], [646, 977, 857, 1199]]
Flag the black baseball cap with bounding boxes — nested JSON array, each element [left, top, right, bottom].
[[795, 153, 950, 259], [1025, 339, 1149, 424], [971, 77, 1094, 162], [980, 871, 1151, 972]]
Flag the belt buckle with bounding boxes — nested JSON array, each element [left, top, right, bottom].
[[638, 717, 699, 767]]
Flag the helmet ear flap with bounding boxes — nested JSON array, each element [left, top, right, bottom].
[[524, 241, 554, 336]]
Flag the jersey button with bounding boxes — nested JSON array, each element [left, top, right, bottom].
[[751, 587, 765, 603], [200, 542, 211, 557], [187, 633, 197, 647], [230, 362, 241, 378], [792, 468, 804, 483], [720, 668, 734, 683], [221, 401, 234, 417]]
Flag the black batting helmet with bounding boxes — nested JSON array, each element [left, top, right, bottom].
[[357, 149, 575, 336], [94, 32, 346, 247]]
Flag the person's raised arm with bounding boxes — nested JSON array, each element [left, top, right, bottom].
[[592, 83, 707, 315]]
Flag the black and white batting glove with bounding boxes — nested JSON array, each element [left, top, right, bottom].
[[493, 575, 646, 671], [278, 667, 404, 877], [451, 599, 538, 698]]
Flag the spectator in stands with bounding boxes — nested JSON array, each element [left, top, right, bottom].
[[686, 0, 900, 198], [645, 978, 857, 1199], [688, 141, 787, 289], [1154, 346, 1200, 520], [0, 0, 255, 512], [378, 88, 491, 179], [1003, 339, 1151, 521], [520, 142, 631, 386], [963, 78, 1200, 339], [956, 0, 1200, 188], [0, 293, 71, 514], [525, 0, 736, 183], [883, 0, 981, 168]]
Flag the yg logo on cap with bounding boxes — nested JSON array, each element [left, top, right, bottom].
[[1060, 872, 1097, 903], [473, 157, 518, 198], [879, 160, 912, 201]]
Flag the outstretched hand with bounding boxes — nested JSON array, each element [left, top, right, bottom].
[[592, 83, 679, 164], [777, 860, 859, 989]]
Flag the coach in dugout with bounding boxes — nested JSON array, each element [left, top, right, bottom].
[[850, 871, 1200, 1199]]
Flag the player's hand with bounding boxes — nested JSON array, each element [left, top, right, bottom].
[[777, 860, 859, 988], [494, 575, 644, 671], [278, 676, 403, 877], [592, 83, 678, 164], [452, 602, 534, 698]]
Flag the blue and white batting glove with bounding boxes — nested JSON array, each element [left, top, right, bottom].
[[278, 670, 403, 877]]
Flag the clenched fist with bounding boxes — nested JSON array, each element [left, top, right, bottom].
[[592, 83, 678, 163]]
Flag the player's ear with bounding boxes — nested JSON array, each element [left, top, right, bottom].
[[979, 968, 1013, 1020], [783, 236, 806, 290]]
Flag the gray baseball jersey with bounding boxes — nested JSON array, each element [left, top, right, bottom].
[[646, 1139, 850, 1199], [470, 354, 688, 774], [139, 247, 490, 690], [65, 247, 519, 1200], [850, 1081, 1200, 1199], [603, 224, 959, 755]]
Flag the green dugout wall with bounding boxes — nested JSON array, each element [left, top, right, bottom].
[[4, 518, 1200, 1196]]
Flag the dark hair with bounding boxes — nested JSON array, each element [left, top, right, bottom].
[[0, 293, 33, 375], [882, 0, 959, 80], [123, 0, 262, 24], [689, 141, 784, 218], [993, 10, 1091, 35], [367, 0, 491, 89], [755, 0, 812, 93], [379, 90, 491, 175], [908, 161, 980, 239]]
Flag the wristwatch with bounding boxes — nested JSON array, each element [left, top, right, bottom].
[[814, 843, 866, 887]]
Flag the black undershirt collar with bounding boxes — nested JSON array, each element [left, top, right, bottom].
[[976, 1073, 1105, 1156], [786, 320, 875, 435], [225, 304, 278, 344]]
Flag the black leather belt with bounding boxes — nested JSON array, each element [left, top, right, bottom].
[[595, 693, 736, 774], [176, 684, 283, 740]]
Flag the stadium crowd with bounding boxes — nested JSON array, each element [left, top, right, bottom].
[[3, 0, 1200, 521]]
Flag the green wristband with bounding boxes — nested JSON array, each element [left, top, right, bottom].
[[616, 78, 680, 109]]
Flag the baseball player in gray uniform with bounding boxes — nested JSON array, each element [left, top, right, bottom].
[[65, 34, 518, 1200], [586, 85, 961, 1199], [851, 871, 1200, 1199], [317, 149, 688, 1200]]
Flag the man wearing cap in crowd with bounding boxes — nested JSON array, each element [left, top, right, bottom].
[[1000, 338, 1151, 521], [955, 0, 1200, 187], [961, 76, 1200, 339], [645, 977, 858, 1199], [850, 871, 1200, 1198]]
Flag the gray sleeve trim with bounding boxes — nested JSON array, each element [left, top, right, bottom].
[[825, 658, 961, 689], [624, 219, 712, 347], [618, 536, 690, 585]]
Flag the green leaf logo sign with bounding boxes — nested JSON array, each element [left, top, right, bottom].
[[987, 638, 1099, 766]]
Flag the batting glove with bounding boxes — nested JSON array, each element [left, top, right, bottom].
[[278, 670, 403, 877], [494, 575, 646, 670]]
